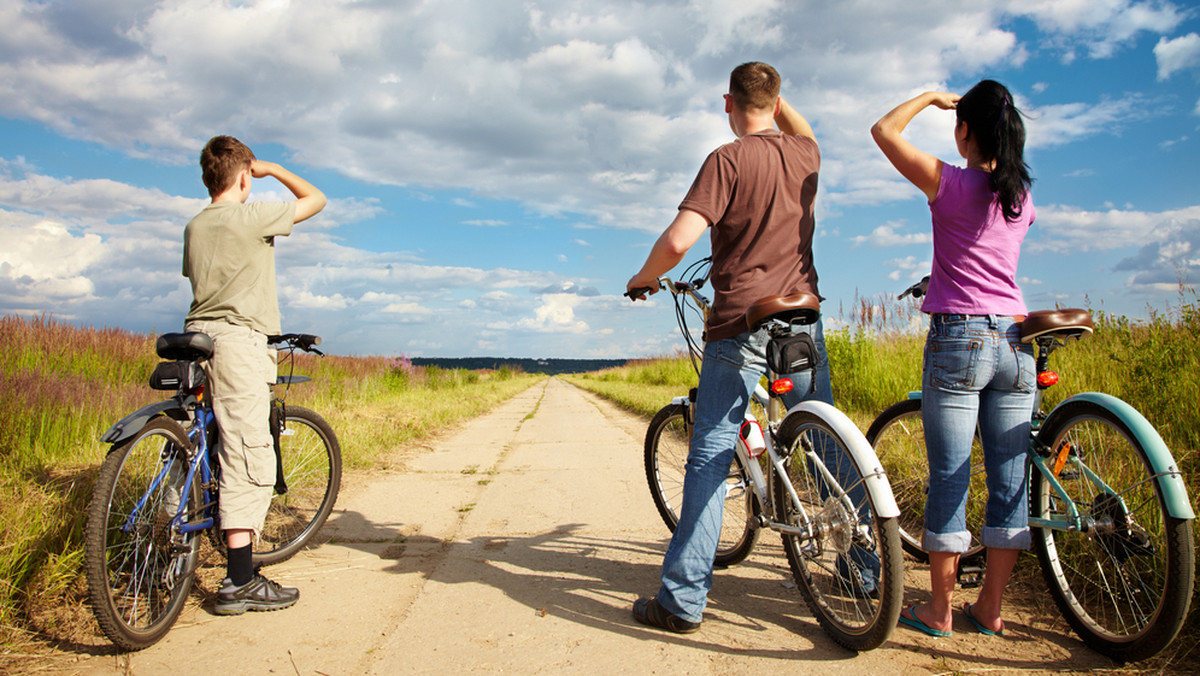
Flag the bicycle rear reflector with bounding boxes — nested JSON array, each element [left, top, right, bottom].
[[1038, 371, 1060, 388], [770, 379, 794, 395]]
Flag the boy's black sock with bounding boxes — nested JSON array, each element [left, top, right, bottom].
[[227, 545, 254, 587]]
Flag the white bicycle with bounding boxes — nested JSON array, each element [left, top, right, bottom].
[[630, 258, 904, 651]]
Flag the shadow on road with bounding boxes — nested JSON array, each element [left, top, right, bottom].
[[320, 507, 1121, 671]]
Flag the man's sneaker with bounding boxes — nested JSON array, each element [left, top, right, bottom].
[[632, 597, 701, 634], [215, 573, 299, 616]]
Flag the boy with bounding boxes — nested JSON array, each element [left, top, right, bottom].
[[182, 135, 326, 615]]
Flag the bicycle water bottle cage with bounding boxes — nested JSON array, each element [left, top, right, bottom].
[[744, 293, 820, 333], [1020, 309, 1093, 345], [156, 332, 215, 361]]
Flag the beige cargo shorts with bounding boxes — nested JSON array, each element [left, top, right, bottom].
[[186, 320, 277, 534]]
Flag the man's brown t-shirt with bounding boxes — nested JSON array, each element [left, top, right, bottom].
[[679, 130, 820, 341]]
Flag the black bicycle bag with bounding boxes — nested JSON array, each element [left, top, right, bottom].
[[766, 332, 818, 394], [149, 360, 206, 391]]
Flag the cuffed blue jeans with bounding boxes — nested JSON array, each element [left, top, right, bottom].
[[655, 319, 832, 623], [921, 314, 1036, 553]]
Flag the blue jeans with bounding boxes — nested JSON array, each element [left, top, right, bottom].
[[921, 314, 1036, 553], [655, 319, 833, 622]]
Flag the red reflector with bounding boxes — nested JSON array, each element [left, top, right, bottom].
[[770, 379, 794, 395], [1038, 371, 1059, 388]]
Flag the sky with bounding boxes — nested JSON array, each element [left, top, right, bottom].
[[1, 0, 1198, 359]]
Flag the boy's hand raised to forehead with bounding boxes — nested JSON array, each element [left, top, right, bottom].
[[250, 160, 275, 178]]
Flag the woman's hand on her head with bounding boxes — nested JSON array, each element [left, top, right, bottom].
[[928, 92, 961, 110]]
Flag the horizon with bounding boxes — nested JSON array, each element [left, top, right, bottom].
[[2, 1, 1198, 359]]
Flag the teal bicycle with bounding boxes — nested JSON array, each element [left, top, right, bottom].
[[866, 278, 1194, 661]]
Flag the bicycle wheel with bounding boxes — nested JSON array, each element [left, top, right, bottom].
[[1032, 399, 1194, 662], [866, 397, 987, 563], [85, 417, 202, 651], [254, 404, 342, 566], [643, 403, 759, 567], [774, 409, 903, 651]]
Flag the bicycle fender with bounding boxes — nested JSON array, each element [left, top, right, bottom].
[[100, 400, 186, 446], [1045, 392, 1194, 519], [784, 400, 901, 518]]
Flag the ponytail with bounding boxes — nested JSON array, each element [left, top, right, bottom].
[[957, 80, 1031, 222]]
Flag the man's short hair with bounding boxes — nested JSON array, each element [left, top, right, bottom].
[[729, 62, 781, 111], [200, 135, 255, 197]]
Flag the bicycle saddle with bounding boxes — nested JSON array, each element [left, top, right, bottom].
[[156, 332, 215, 361], [1020, 309, 1093, 344], [745, 292, 821, 332]]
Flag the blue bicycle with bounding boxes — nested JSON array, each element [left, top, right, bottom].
[[85, 332, 341, 651]]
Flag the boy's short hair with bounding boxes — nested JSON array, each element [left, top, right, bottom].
[[729, 62, 781, 111], [200, 135, 255, 197]]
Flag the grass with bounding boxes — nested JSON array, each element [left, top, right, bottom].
[[0, 314, 542, 656], [568, 284, 1200, 669]]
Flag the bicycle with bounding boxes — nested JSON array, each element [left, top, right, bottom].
[[631, 258, 904, 651], [85, 332, 342, 651], [866, 277, 1195, 661]]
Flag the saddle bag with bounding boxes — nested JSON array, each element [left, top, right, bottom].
[[149, 360, 206, 391], [766, 332, 818, 393]]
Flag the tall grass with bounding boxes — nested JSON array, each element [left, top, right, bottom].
[[0, 314, 541, 653]]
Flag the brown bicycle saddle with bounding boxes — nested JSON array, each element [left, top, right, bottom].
[[745, 292, 821, 333], [1020, 309, 1094, 344]]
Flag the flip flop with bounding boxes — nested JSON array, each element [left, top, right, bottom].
[[962, 602, 1004, 636], [899, 604, 952, 638]]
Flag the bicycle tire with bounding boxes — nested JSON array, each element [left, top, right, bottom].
[[865, 397, 987, 563], [644, 403, 759, 567], [254, 404, 342, 566], [85, 417, 202, 651], [774, 409, 903, 651], [1032, 399, 1195, 662]]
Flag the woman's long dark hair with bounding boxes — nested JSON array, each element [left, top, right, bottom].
[[956, 80, 1031, 222]]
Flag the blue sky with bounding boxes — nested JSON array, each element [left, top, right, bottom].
[[2, 1, 1198, 358]]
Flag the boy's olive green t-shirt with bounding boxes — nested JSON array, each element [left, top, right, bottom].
[[183, 201, 295, 336]]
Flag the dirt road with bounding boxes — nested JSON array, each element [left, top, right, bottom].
[[56, 378, 1122, 674]]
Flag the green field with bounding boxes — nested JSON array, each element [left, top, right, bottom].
[[0, 314, 543, 657], [3, 291, 1198, 668]]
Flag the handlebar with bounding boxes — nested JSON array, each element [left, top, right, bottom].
[[268, 333, 325, 356], [899, 275, 930, 300], [624, 286, 657, 300]]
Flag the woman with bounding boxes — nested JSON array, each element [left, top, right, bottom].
[[871, 80, 1036, 637]]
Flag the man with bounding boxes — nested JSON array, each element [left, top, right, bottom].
[[626, 61, 833, 633]]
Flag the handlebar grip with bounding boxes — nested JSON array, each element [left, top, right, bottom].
[[624, 287, 654, 300]]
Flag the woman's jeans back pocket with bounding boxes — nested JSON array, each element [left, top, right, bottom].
[[927, 324, 984, 391]]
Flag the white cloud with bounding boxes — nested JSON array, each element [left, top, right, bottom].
[[1011, 0, 1185, 59], [1032, 204, 1200, 253], [851, 222, 933, 248], [0, 0, 1184, 236], [487, 293, 590, 334], [1154, 33, 1200, 80], [1026, 95, 1148, 149]]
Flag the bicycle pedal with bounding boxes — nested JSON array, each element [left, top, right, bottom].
[[957, 564, 985, 589]]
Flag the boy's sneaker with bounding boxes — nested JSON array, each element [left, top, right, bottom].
[[215, 573, 299, 616]]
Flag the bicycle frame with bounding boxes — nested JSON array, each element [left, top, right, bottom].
[[104, 333, 327, 543], [119, 398, 218, 545], [893, 387, 1194, 532], [672, 358, 899, 548]]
